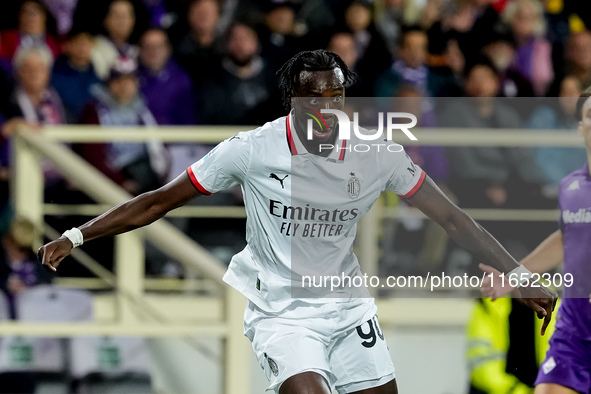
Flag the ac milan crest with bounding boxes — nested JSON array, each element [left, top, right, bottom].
[[347, 172, 360, 199], [264, 353, 279, 376]]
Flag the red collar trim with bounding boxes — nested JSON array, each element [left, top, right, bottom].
[[338, 139, 347, 161], [286, 114, 298, 155], [287, 113, 346, 161]]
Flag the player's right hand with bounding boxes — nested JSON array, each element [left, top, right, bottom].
[[37, 238, 73, 272]]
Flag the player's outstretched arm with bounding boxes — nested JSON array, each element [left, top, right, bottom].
[[518, 229, 564, 273], [38, 172, 202, 272], [407, 175, 557, 334], [479, 230, 564, 300], [407, 176, 526, 273]]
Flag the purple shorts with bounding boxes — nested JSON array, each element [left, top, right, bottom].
[[535, 328, 591, 394]]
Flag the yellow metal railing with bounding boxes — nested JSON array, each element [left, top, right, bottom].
[[7, 127, 251, 393]]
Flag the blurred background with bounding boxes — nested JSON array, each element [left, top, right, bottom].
[[0, 0, 588, 393]]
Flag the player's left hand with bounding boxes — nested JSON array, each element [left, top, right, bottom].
[[479, 263, 558, 335], [514, 284, 558, 336]]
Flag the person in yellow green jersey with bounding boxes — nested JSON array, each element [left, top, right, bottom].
[[468, 297, 560, 394]]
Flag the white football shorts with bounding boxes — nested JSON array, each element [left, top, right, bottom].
[[244, 299, 395, 393]]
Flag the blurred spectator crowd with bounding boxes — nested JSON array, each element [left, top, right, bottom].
[[0, 0, 589, 275]]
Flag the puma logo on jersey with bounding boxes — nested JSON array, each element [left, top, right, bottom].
[[567, 180, 580, 191], [542, 356, 556, 375], [269, 173, 288, 189]]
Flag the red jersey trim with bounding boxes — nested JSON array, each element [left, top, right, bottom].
[[338, 139, 347, 161], [286, 115, 298, 155], [287, 114, 346, 160], [186, 166, 212, 195], [399, 171, 426, 199]]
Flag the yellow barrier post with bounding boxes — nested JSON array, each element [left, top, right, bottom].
[[223, 287, 251, 394], [12, 133, 44, 241], [115, 231, 145, 323]]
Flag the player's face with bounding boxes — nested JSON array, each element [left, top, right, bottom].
[[578, 97, 591, 152], [292, 68, 345, 145]]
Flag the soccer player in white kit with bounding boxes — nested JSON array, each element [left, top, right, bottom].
[[39, 50, 557, 394]]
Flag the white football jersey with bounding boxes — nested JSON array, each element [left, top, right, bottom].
[[188, 113, 425, 313]]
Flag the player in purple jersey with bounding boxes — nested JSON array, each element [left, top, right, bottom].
[[481, 88, 591, 394], [37, 50, 556, 394]]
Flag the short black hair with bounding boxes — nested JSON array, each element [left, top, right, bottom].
[[482, 30, 516, 48], [398, 25, 427, 48], [19, 0, 48, 15], [577, 85, 591, 120], [139, 27, 170, 45], [262, 1, 298, 13], [464, 55, 499, 79], [224, 21, 257, 44], [346, 0, 372, 10], [188, 0, 220, 15], [277, 50, 356, 111], [66, 28, 94, 40]]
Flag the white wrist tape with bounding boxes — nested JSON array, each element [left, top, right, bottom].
[[507, 264, 532, 288], [62, 228, 83, 248]]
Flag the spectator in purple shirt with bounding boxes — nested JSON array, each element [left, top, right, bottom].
[[502, 0, 553, 96], [137, 28, 196, 125]]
